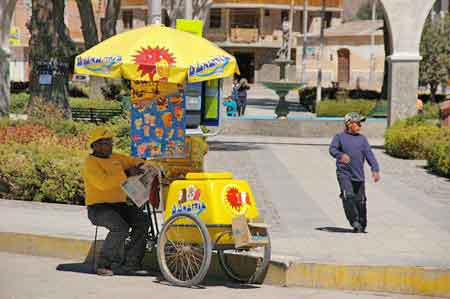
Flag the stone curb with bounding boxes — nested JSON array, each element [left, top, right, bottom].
[[1, 232, 449, 297]]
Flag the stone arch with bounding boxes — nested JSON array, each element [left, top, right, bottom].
[[376, 0, 436, 125]]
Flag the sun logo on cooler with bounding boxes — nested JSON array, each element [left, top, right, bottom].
[[223, 185, 251, 215], [133, 46, 176, 82]]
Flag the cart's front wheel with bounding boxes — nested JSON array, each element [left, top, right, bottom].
[[217, 231, 271, 284], [157, 212, 212, 287]]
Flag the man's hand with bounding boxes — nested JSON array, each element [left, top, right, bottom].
[[372, 171, 380, 183], [125, 166, 145, 177], [340, 154, 351, 164]]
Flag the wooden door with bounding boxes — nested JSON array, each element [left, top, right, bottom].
[[337, 49, 350, 86]]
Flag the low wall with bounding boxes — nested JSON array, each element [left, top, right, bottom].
[[220, 118, 387, 138]]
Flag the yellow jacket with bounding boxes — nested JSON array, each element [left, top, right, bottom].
[[82, 153, 144, 206]]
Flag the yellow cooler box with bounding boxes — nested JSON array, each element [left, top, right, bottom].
[[163, 172, 260, 246]]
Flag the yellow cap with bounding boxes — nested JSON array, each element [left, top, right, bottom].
[[87, 127, 114, 148]]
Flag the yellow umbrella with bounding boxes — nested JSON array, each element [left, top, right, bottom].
[[74, 24, 239, 84]]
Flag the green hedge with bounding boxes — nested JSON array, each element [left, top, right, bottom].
[[10, 93, 122, 113], [385, 119, 441, 159], [69, 97, 122, 109], [10, 92, 29, 114], [316, 99, 377, 117], [385, 117, 450, 178], [0, 115, 131, 204], [0, 142, 86, 204]]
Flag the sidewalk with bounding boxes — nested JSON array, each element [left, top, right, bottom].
[[1, 136, 449, 296]]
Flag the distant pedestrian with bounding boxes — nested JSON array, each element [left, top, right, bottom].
[[237, 78, 250, 116], [231, 79, 239, 103], [329, 112, 380, 233]]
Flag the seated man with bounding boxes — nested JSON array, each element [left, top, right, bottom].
[[82, 127, 154, 276]]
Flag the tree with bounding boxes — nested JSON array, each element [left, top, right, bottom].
[[162, 0, 212, 27], [75, 0, 99, 49], [101, 0, 122, 40], [419, 15, 450, 102], [0, 0, 17, 117], [28, 0, 76, 117], [74, 0, 122, 100], [355, 0, 383, 20]]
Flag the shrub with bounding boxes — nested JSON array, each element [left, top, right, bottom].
[[426, 128, 450, 178], [68, 83, 89, 98], [385, 119, 442, 159], [69, 97, 122, 109], [0, 141, 86, 204], [348, 89, 380, 99], [10, 92, 29, 114], [0, 117, 133, 204], [316, 99, 377, 117], [107, 116, 131, 153], [418, 93, 448, 103], [101, 80, 130, 101]]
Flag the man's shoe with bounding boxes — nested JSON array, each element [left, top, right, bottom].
[[352, 221, 364, 233], [97, 268, 114, 276]]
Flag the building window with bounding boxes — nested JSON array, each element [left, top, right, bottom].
[[122, 10, 134, 29], [264, 9, 270, 17], [209, 8, 222, 28]]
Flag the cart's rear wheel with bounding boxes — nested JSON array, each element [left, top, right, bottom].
[[217, 231, 271, 284], [157, 212, 212, 287]]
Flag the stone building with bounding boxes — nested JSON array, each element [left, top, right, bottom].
[[8, 0, 449, 91], [293, 20, 385, 90], [204, 0, 343, 83]]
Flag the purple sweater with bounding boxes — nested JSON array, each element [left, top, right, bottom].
[[329, 131, 380, 182]]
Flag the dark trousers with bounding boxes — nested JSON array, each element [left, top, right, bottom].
[[337, 176, 367, 230], [237, 97, 247, 116], [87, 203, 150, 270]]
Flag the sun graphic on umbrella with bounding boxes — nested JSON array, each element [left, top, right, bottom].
[[133, 46, 176, 82], [223, 185, 251, 215]]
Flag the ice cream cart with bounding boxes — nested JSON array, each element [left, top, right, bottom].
[[74, 24, 271, 287]]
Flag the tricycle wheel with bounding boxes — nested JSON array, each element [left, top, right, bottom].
[[157, 212, 212, 287], [217, 231, 271, 284]]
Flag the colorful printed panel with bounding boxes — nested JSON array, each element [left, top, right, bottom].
[[131, 94, 186, 159]]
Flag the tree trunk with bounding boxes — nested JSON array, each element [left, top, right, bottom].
[[193, 0, 213, 24], [28, 0, 76, 118], [430, 82, 438, 103], [75, 0, 106, 99], [380, 16, 391, 99], [163, 0, 184, 27], [101, 0, 122, 41], [0, 0, 17, 117], [75, 0, 99, 49]]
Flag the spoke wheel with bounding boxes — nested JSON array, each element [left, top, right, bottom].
[[157, 213, 212, 287], [217, 231, 271, 284]]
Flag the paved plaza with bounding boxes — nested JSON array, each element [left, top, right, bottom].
[[1, 135, 449, 269]]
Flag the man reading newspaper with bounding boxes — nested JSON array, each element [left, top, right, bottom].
[[82, 127, 160, 276]]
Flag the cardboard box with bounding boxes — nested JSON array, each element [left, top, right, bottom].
[[232, 215, 269, 248]]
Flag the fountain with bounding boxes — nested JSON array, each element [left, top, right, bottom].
[[260, 22, 305, 119]]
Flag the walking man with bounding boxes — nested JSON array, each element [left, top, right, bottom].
[[329, 112, 380, 233]]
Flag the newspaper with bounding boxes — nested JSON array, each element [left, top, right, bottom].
[[121, 166, 159, 208]]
